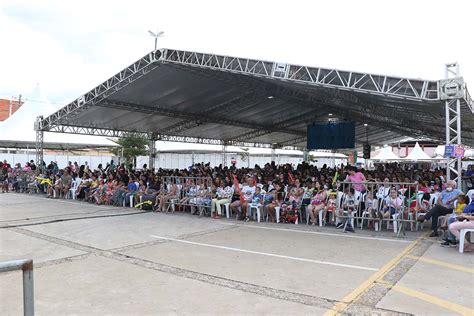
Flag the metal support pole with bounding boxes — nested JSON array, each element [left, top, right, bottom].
[[303, 148, 309, 162], [445, 100, 451, 182], [222, 144, 227, 167], [442, 63, 464, 188], [23, 265, 34, 316], [148, 135, 156, 171], [34, 116, 44, 173], [456, 99, 462, 187], [0, 259, 34, 316]]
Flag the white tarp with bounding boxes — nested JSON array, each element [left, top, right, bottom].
[[403, 142, 432, 161], [372, 146, 400, 161]]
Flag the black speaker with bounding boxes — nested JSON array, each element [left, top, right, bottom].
[[363, 143, 371, 159]]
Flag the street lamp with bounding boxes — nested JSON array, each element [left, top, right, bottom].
[[148, 29, 164, 52]]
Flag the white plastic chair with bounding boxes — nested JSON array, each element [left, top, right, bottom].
[[67, 179, 81, 199], [248, 204, 263, 223], [305, 206, 311, 225], [414, 194, 437, 230], [459, 228, 474, 253], [275, 206, 281, 223], [224, 203, 240, 219], [273, 192, 288, 223], [318, 209, 326, 227], [467, 189, 474, 202], [224, 203, 231, 218], [336, 191, 344, 209], [387, 196, 405, 233], [342, 210, 355, 231], [167, 198, 179, 213], [360, 198, 379, 230]]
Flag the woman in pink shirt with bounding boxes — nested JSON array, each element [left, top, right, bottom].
[[346, 167, 366, 193], [22, 164, 32, 172], [417, 180, 430, 193]]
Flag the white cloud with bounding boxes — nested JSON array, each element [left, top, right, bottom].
[[0, 0, 473, 148]]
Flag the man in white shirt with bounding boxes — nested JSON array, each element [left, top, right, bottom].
[[230, 176, 256, 220]]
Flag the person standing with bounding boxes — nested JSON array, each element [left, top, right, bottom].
[[346, 166, 367, 193]]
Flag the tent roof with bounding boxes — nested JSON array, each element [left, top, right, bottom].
[[372, 146, 400, 160], [404, 142, 433, 160], [37, 49, 474, 149]]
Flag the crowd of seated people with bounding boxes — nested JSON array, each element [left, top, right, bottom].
[[1, 159, 473, 251]]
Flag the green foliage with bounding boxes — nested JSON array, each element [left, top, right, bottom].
[[112, 133, 149, 165]]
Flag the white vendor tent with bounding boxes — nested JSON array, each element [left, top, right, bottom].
[[372, 146, 400, 161], [403, 142, 432, 161]]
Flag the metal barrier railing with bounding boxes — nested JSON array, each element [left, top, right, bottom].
[[0, 259, 34, 315], [161, 176, 213, 216], [337, 181, 420, 237]]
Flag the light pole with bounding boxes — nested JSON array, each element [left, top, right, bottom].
[[148, 29, 164, 52]]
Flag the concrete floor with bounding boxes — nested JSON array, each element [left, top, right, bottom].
[[1, 193, 473, 315]]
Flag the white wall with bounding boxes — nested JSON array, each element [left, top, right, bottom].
[[1, 152, 347, 170], [0, 153, 113, 169], [138, 153, 346, 170]]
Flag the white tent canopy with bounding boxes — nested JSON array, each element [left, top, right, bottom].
[[403, 142, 432, 161], [372, 146, 400, 161]]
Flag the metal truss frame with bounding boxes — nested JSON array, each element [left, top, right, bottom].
[[46, 124, 298, 150], [49, 125, 129, 137], [34, 116, 44, 171], [274, 84, 450, 142], [40, 51, 160, 131], [443, 63, 463, 186], [36, 48, 473, 165], [160, 49, 440, 101], [148, 132, 157, 171]]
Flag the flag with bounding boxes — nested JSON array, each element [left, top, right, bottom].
[[35, 176, 52, 186], [135, 200, 153, 208], [332, 171, 339, 186], [288, 171, 295, 185]]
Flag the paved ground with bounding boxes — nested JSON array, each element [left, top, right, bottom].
[[1, 193, 473, 315]]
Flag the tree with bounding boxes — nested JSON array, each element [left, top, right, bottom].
[[111, 133, 149, 167]]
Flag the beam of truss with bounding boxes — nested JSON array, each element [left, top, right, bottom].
[[160, 49, 440, 101], [47, 124, 302, 150], [36, 48, 473, 150], [41, 52, 160, 131], [275, 87, 448, 142]]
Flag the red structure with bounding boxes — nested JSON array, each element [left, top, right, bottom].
[[0, 99, 23, 121]]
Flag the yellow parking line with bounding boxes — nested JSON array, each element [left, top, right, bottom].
[[388, 284, 474, 316], [323, 233, 428, 316], [406, 255, 474, 274]]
